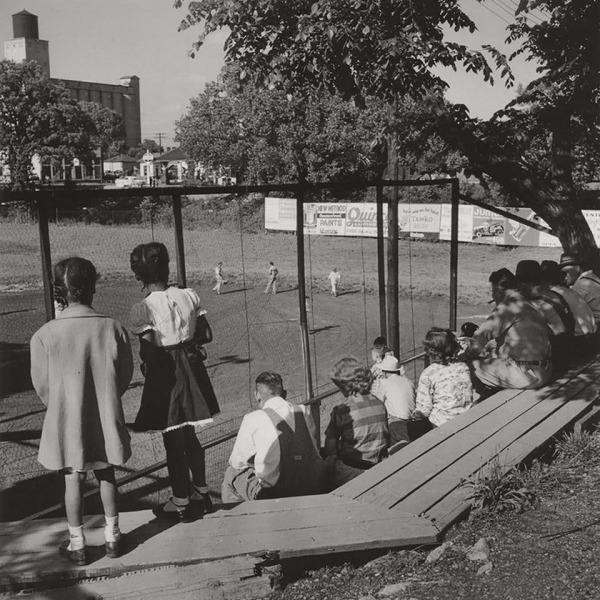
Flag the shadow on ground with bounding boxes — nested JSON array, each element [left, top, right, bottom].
[[0, 342, 32, 398]]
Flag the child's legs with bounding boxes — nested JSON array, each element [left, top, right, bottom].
[[182, 425, 206, 488], [163, 428, 190, 499], [64, 470, 86, 527], [94, 467, 118, 517]]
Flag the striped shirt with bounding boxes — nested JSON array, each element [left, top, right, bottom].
[[325, 393, 389, 468]]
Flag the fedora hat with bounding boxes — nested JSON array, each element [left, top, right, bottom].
[[379, 355, 402, 372], [515, 260, 541, 284], [559, 252, 583, 268]]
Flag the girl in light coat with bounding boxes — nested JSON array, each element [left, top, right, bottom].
[[31, 257, 133, 565]]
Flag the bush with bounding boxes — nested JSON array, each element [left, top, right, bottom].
[[464, 456, 540, 515], [554, 429, 600, 465]]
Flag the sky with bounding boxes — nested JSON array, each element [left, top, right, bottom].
[[0, 0, 541, 147]]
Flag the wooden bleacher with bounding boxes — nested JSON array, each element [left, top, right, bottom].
[[2, 358, 600, 599]]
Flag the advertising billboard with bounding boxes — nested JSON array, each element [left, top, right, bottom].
[[265, 197, 296, 231]]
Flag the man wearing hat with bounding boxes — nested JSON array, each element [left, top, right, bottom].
[[468, 268, 552, 391], [516, 260, 574, 366], [560, 253, 600, 325], [541, 260, 597, 357], [372, 355, 415, 446]]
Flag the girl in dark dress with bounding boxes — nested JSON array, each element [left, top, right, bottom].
[[130, 242, 219, 521]]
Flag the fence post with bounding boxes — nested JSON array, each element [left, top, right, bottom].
[[376, 183, 387, 339], [296, 187, 318, 438], [449, 179, 459, 331], [171, 193, 187, 288], [37, 195, 55, 322]]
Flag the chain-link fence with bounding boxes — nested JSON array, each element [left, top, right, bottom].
[[3, 179, 561, 520]]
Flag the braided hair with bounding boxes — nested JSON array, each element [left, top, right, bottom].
[[130, 242, 169, 286], [53, 257, 98, 308]]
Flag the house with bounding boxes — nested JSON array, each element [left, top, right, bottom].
[[103, 154, 140, 175]]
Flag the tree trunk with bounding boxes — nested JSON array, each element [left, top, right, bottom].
[[434, 116, 598, 266]]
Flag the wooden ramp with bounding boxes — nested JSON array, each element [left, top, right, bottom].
[[334, 358, 600, 531], [0, 496, 438, 596], [2, 358, 599, 597]]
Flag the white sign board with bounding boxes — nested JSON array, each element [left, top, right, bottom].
[[265, 197, 296, 231], [439, 204, 474, 242]]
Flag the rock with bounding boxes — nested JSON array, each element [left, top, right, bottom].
[[425, 542, 452, 564], [466, 537, 491, 562], [358, 595, 377, 600], [476, 561, 493, 576], [378, 582, 412, 596]]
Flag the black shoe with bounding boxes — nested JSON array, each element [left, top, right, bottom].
[[152, 502, 194, 523], [105, 537, 124, 559], [191, 492, 213, 515], [59, 540, 88, 566]]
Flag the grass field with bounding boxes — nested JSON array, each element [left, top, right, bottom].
[[0, 220, 563, 520]]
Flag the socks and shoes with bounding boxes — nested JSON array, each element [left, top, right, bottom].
[[153, 487, 213, 523], [59, 517, 123, 565]]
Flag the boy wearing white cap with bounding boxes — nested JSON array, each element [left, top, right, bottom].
[[372, 355, 415, 446]]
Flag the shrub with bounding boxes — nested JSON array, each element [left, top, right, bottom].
[[554, 429, 600, 465], [464, 455, 540, 514]]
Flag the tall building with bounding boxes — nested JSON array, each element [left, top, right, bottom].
[[3, 10, 142, 149]]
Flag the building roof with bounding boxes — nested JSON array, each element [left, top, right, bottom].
[[13, 9, 35, 16], [104, 154, 139, 164], [155, 147, 189, 162]]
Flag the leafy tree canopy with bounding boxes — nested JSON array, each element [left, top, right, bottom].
[[0, 60, 99, 190], [175, 65, 386, 186], [127, 138, 164, 158], [176, 0, 600, 256], [80, 102, 126, 155]]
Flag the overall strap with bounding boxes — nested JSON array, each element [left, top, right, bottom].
[[536, 290, 575, 336]]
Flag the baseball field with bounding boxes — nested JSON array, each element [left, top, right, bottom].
[[0, 218, 563, 520]]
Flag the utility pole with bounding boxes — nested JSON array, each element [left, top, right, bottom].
[[153, 133, 167, 153]]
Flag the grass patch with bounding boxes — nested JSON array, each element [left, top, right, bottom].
[[554, 428, 600, 464], [463, 456, 540, 515]]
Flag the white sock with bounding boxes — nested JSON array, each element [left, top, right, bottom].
[[104, 515, 121, 543], [67, 524, 85, 551]]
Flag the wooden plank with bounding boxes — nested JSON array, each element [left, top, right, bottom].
[[334, 388, 525, 500], [427, 385, 600, 531], [573, 402, 600, 435], [1, 557, 273, 599], [373, 364, 600, 513], [206, 493, 340, 519], [336, 359, 597, 500], [0, 502, 438, 588]]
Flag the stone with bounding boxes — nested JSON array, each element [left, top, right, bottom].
[[358, 595, 377, 600], [466, 537, 491, 562], [476, 561, 493, 576], [378, 582, 412, 596], [425, 542, 451, 564]]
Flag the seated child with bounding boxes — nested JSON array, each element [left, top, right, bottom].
[[370, 336, 395, 395], [414, 327, 474, 427], [372, 355, 414, 446]]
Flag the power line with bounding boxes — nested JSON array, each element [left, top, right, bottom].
[[489, 0, 517, 19], [504, 0, 547, 23], [478, 1, 512, 26], [488, 0, 542, 26]]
